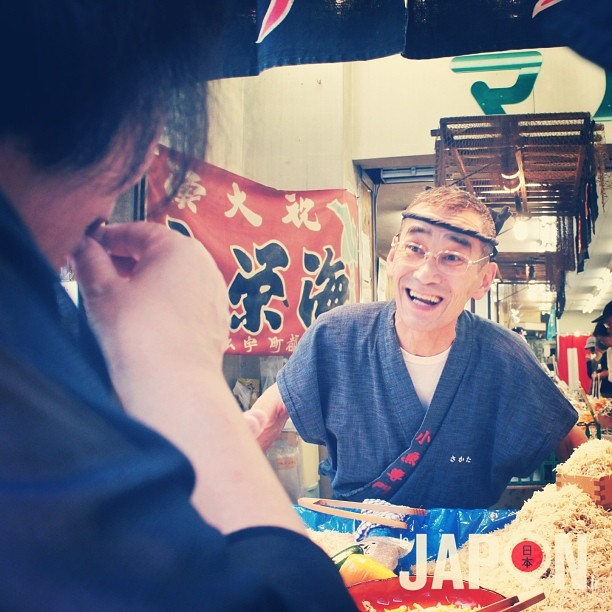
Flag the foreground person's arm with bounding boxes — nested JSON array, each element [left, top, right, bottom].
[[72, 222, 303, 535]]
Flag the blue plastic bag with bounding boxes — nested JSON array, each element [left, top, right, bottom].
[[296, 505, 516, 571]]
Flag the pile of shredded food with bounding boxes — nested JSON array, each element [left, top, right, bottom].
[[308, 529, 356, 557], [555, 438, 612, 478], [599, 400, 612, 417], [424, 440, 612, 611]]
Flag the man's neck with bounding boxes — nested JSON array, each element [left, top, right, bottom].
[[395, 318, 456, 357]]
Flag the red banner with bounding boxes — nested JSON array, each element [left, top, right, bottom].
[[147, 146, 359, 355], [557, 334, 590, 394]]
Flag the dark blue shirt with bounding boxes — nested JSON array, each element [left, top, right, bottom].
[[0, 192, 356, 611], [278, 301, 578, 509]]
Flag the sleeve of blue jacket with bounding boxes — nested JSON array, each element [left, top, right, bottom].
[[0, 347, 357, 611]]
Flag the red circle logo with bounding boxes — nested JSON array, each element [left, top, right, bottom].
[[511, 540, 544, 572]]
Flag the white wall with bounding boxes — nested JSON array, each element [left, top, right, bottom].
[[557, 311, 600, 336], [206, 63, 354, 192], [351, 48, 607, 160], [207, 47, 608, 188]]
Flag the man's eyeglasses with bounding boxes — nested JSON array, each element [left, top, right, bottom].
[[391, 238, 491, 276]]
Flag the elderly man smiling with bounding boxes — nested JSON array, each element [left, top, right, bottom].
[[247, 186, 586, 509]]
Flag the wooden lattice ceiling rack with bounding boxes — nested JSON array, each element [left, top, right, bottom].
[[432, 113, 606, 298], [494, 252, 562, 288], [432, 112, 603, 217]]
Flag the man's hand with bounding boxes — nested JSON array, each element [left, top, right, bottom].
[[244, 383, 289, 451], [556, 425, 588, 462]]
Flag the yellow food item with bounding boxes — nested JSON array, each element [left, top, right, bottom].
[[338, 553, 396, 587]]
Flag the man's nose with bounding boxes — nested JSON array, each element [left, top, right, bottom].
[[412, 252, 442, 281]]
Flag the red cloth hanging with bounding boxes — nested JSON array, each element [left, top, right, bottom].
[[146, 146, 359, 356], [557, 334, 591, 393]]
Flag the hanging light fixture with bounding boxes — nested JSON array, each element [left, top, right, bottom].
[[524, 263, 536, 282], [513, 217, 529, 240]]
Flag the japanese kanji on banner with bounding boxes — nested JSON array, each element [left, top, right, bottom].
[[146, 146, 359, 356]]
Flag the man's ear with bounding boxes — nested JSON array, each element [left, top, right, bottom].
[[471, 261, 497, 300], [386, 236, 399, 275], [385, 247, 395, 279]]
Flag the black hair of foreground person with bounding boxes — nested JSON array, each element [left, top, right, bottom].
[[0, 1, 357, 609], [0, 0, 220, 193]]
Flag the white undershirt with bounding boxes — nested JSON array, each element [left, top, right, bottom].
[[400, 346, 452, 408]]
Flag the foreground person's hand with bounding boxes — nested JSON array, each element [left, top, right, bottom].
[[72, 222, 304, 535], [72, 222, 229, 383]]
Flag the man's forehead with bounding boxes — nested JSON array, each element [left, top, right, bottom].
[[409, 204, 484, 233], [401, 205, 497, 247], [402, 220, 472, 247]]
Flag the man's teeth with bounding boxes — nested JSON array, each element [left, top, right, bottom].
[[408, 289, 442, 305]]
